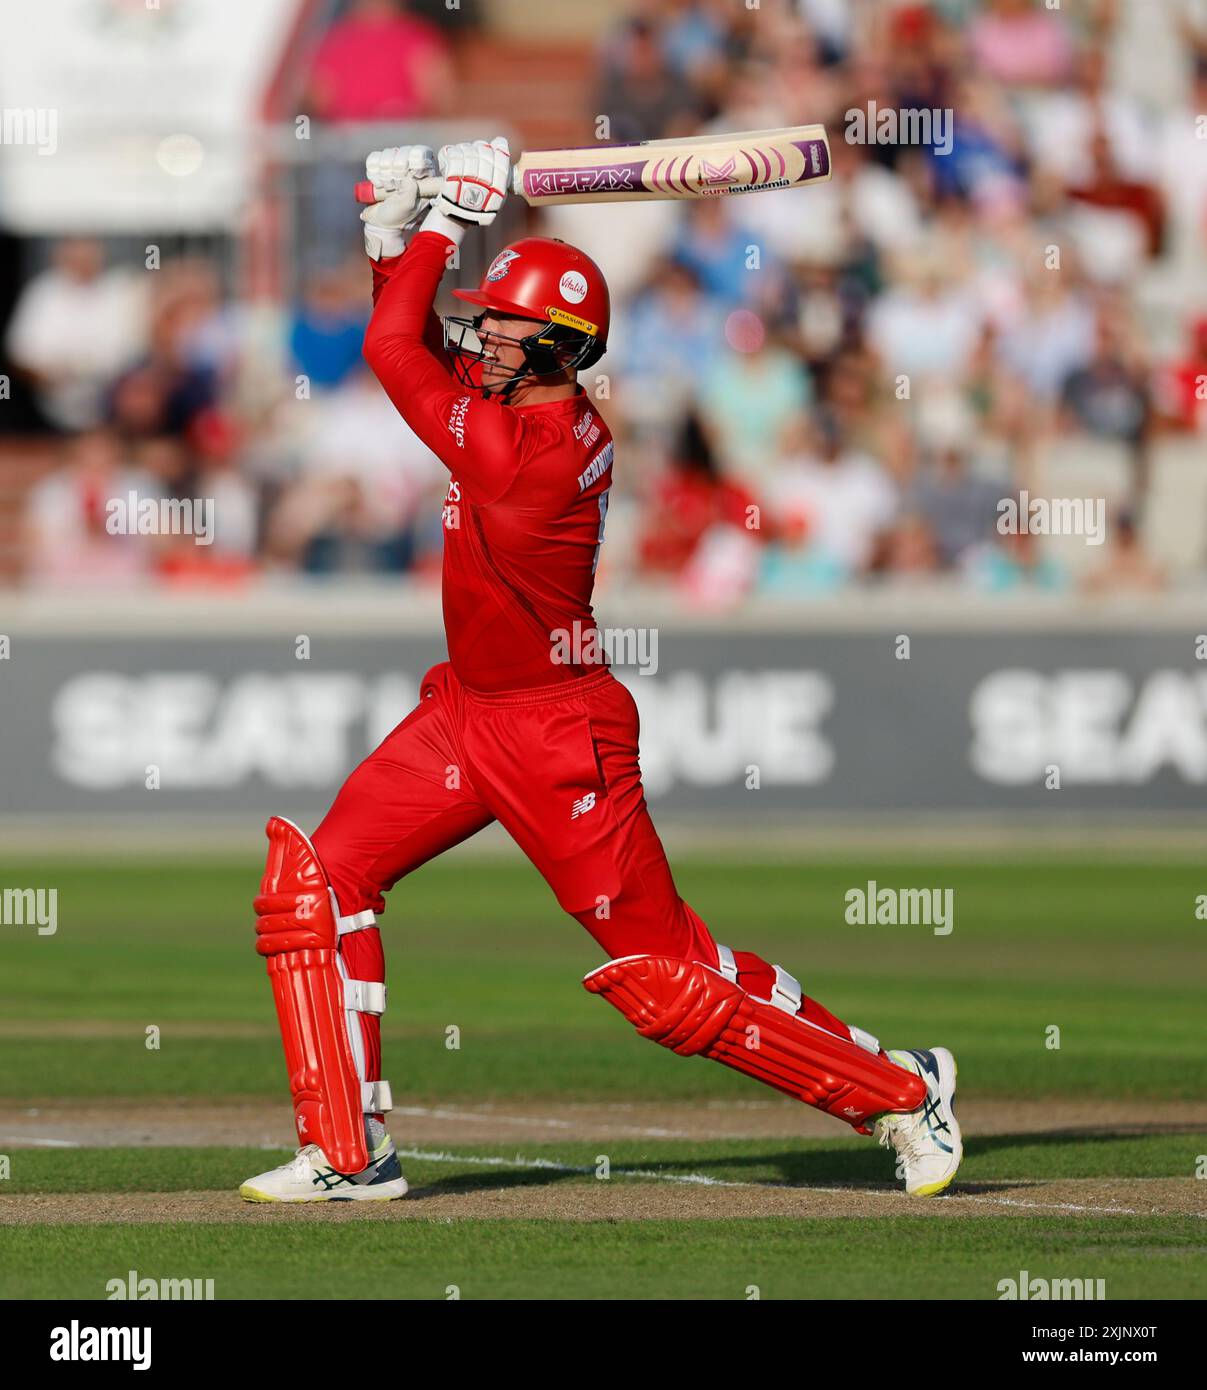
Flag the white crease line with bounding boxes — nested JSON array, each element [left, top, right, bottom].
[[395, 1148, 1205, 1217], [393, 1106, 688, 1139], [955, 1192, 1204, 1218], [0, 1136, 80, 1148], [396, 1147, 749, 1186]]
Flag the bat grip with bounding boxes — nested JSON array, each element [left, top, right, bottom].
[[355, 175, 443, 205], [355, 171, 521, 205]]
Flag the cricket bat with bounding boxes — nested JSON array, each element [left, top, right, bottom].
[[354, 125, 831, 208]]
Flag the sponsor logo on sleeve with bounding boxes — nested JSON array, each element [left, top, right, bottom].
[[574, 409, 601, 450], [447, 396, 470, 448]]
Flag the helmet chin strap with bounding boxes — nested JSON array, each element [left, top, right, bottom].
[[484, 352, 572, 403], [487, 362, 535, 402]]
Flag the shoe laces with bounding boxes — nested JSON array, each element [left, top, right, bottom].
[[876, 1113, 927, 1167], [288, 1144, 322, 1177]]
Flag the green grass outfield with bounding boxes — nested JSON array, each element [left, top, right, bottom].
[[0, 1140, 1205, 1299], [0, 852, 1204, 1299], [2, 1211, 1202, 1300]]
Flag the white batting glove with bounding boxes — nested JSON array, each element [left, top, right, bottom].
[[360, 145, 437, 260], [432, 137, 511, 226]]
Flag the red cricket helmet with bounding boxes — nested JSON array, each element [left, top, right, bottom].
[[445, 236, 610, 394]]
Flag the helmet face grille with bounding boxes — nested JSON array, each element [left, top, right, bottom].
[[443, 312, 604, 394]]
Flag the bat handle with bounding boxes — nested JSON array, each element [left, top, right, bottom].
[[355, 170, 521, 205], [354, 175, 444, 205]]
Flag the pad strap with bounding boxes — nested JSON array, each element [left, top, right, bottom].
[[335, 902, 377, 936], [584, 955, 925, 1132], [344, 979, 387, 1016], [362, 1080, 393, 1114], [769, 965, 803, 1015]]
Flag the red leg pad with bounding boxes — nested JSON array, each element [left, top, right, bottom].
[[584, 955, 926, 1132], [254, 816, 368, 1175]]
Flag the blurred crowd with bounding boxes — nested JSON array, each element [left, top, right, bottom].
[[3, 0, 1206, 601]]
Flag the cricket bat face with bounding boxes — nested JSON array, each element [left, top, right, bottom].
[[513, 125, 831, 205]]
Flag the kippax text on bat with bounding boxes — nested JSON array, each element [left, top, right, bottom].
[[524, 163, 649, 197]]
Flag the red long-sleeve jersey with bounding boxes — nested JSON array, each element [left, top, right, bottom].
[[363, 230, 613, 693]]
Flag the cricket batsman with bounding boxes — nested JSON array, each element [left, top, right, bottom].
[[242, 138, 963, 1203]]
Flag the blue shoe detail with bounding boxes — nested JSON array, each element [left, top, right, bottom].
[[367, 1147, 404, 1185], [907, 1049, 954, 1154]]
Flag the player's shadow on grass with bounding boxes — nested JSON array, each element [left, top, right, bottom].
[[403, 1147, 901, 1197], [404, 1166, 597, 1200], [402, 1124, 1181, 1200]]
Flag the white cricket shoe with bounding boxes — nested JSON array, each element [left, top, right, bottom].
[[874, 1047, 962, 1197], [240, 1137, 408, 1203]]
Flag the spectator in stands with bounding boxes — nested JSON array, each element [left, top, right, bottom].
[[107, 292, 219, 441], [636, 410, 759, 578], [1081, 510, 1165, 595], [996, 270, 1096, 402], [614, 257, 725, 433], [814, 343, 886, 457], [265, 368, 443, 574], [760, 410, 898, 592], [928, 77, 1029, 207], [792, 261, 851, 372], [1153, 315, 1207, 434], [878, 1, 951, 116], [908, 441, 1006, 570], [758, 12, 831, 128], [1059, 303, 1151, 450], [698, 315, 811, 487], [658, 0, 733, 106], [969, 528, 1068, 593], [289, 262, 370, 391], [161, 258, 242, 388], [867, 249, 983, 383], [879, 511, 941, 579], [596, 16, 702, 143], [711, 55, 792, 136], [967, 0, 1076, 89], [1065, 127, 1166, 261], [21, 428, 151, 586], [671, 197, 789, 310], [307, 0, 452, 121], [188, 409, 259, 567], [5, 238, 146, 432], [1156, 53, 1207, 278], [1023, 43, 1154, 187]]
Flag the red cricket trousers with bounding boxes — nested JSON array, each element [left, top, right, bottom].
[[312, 661, 855, 1090]]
